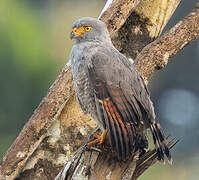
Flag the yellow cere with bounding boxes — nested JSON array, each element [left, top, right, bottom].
[[72, 26, 84, 37]]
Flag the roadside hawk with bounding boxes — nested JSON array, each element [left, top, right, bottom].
[[70, 17, 171, 162]]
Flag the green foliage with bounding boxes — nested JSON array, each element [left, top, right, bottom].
[[0, 0, 55, 158]]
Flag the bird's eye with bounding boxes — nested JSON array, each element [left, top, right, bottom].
[[84, 26, 92, 32]]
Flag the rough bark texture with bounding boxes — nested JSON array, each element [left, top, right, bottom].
[[111, 0, 181, 59], [0, 67, 74, 180], [55, 136, 177, 180], [135, 3, 199, 81], [0, 0, 199, 180], [99, 0, 141, 35]]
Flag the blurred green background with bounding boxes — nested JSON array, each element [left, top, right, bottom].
[[0, 0, 199, 179]]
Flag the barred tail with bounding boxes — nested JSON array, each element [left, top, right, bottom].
[[150, 121, 172, 164]]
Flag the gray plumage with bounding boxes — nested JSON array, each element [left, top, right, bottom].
[[70, 17, 171, 162]]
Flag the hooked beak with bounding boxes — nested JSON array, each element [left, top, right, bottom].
[[70, 31, 75, 40], [70, 27, 85, 40]]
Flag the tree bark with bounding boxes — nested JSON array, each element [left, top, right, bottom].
[[1, 1, 199, 180], [55, 135, 177, 180]]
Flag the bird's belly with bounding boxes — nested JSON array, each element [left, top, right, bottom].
[[75, 77, 95, 114]]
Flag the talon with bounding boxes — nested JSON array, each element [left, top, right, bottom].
[[93, 133, 100, 139], [99, 130, 107, 144], [87, 130, 108, 147], [87, 139, 100, 147]]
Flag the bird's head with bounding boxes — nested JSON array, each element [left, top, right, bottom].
[[70, 17, 111, 44]]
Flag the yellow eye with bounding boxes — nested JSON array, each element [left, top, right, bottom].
[[84, 26, 92, 32]]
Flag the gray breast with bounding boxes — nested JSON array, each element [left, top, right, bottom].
[[73, 62, 95, 114], [70, 44, 101, 126]]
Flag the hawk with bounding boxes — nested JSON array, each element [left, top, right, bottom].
[[70, 17, 171, 162]]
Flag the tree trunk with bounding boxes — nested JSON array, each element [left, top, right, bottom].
[[1, 1, 199, 180]]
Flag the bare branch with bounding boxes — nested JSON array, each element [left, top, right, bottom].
[[111, 0, 181, 59], [99, 0, 141, 34], [55, 136, 178, 180], [0, 67, 74, 180], [135, 3, 199, 81]]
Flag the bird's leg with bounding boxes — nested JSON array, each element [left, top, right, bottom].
[[87, 130, 107, 147]]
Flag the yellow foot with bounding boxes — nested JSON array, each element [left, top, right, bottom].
[[87, 130, 107, 147]]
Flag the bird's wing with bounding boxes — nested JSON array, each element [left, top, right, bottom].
[[86, 48, 148, 159], [87, 46, 171, 161]]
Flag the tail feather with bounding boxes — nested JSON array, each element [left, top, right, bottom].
[[150, 122, 172, 163], [126, 123, 136, 151]]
